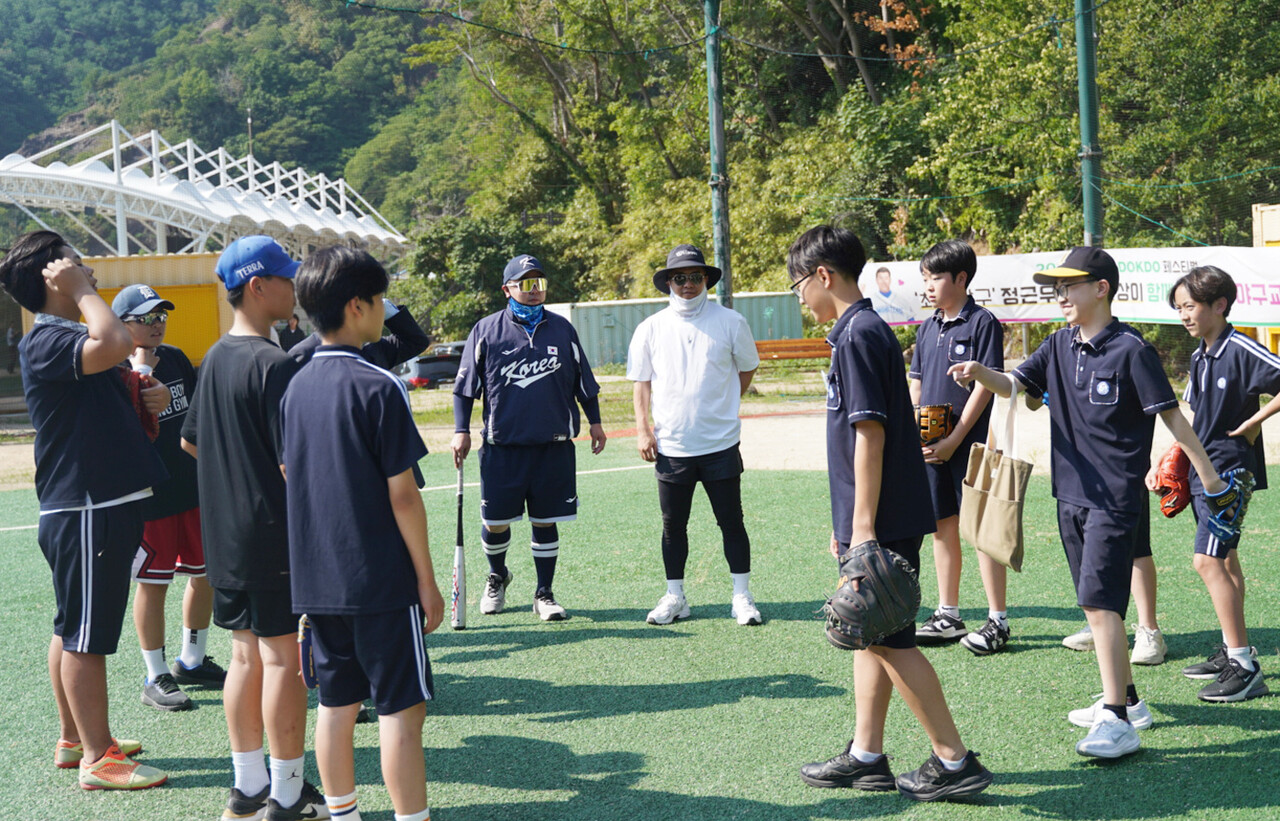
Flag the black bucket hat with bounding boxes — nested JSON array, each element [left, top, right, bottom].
[[654, 244, 722, 294]]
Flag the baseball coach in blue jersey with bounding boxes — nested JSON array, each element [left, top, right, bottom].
[[451, 254, 606, 622]]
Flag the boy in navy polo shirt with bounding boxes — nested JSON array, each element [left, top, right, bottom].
[[451, 254, 606, 621], [113, 284, 226, 715], [789, 226, 992, 802], [282, 246, 444, 821], [951, 246, 1230, 759], [1, 231, 168, 790], [180, 236, 327, 821], [1165, 266, 1279, 702], [907, 240, 1010, 654]]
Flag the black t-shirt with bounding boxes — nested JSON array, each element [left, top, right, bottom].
[[282, 347, 428, 614], [22, 316, 167, 510], [289, 307, 429, 370], [181, 335, 299, 590], [142, 344, 199, 520], [278, 326, 307, 352]]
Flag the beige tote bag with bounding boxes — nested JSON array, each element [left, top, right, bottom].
[[959, 385, 1033, 572]]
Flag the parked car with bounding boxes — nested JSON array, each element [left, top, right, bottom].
[[395, 350, 462, 390]]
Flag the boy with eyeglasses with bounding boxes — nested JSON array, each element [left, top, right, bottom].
[[113, 285, 225, 715], [950, 246, 1230, 759], [627, 244, 761, 626], [451, 254, 606, 622]]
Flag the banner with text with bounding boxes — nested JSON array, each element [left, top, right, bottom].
[[858, 246, 1280, 327]]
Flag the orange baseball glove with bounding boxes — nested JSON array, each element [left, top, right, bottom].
[[1153, 443, 1190, 518]]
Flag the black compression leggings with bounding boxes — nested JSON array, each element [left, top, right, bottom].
[[657, 476, 751, 579]]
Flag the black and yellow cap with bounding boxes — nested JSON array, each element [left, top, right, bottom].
[[1033, 246, 1119, 292]]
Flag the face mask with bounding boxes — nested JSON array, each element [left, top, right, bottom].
[[668, 288, 708, 317], [508, 297, 544, 327]]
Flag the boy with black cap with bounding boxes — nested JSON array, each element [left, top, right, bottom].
[[2, 231, 168, 790], [627, 244, 762, 625], [113, 284, 225, 714], [180, 236, 327, 820], [950, 245, 1231, 759], [451, 254, 606, 621]]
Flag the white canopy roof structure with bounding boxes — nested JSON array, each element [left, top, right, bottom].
[[0, 120, 405, 257]]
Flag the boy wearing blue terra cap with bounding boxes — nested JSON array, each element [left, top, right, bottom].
[[451, 254, 606, 622], [181, 236, 329, 821]]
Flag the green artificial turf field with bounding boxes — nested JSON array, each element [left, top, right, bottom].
[[1, 440, 1276, 820]]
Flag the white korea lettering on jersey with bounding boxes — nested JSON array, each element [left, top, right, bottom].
[[499, 355, 563, 388]]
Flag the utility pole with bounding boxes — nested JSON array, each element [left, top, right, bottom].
[[1075, 0, 1103, 246], [704, 0, 732, 306]]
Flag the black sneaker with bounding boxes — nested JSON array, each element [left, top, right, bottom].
[[265, 781, 330, 820], [222, 785, 270, 820], [141, 673, 194, 712], [798, 744, 895, 790], [896, 751, 993, 802], [171, 654, 228, 688], [1183, 644, 1257, 680], [1197, 658, 1270, 703], [916, 612, 967, 644], [960, 618, 1010, 656]]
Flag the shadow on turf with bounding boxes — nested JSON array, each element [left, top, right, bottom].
[[372, 734, 927, 821], [427, 672, 843, 722]]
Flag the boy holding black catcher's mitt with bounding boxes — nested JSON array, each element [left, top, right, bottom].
[[788, 226, 992, 803], [1161, 266, 1278, 702]]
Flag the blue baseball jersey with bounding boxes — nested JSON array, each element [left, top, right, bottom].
[[21, 316, 167, 511], [1184, 325, 1280, 494], [825, 299, 934, 544], [909, 295, 1004, 446], [282, 347, 429, 614], [453, 309, 600, 446], [1013, 319, 1178, 513]]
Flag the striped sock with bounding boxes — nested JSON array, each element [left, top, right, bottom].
[[326, 790, 361, 820]]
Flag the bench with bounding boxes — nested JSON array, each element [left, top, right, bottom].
[[755, 338, 830, 361]]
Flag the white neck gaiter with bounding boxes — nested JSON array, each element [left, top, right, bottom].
[[668, 288, 708, 317]]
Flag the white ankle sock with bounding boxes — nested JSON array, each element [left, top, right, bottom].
[[141, 647, 168, 681], [847, 743, 881, 764], [938, 605, 960, 620], [731, 572, 750, 596], [989, 610, 1008, 625], [326, 790, 362, 820], [269, 755, 304, 807], [667, 579, 685, 597], [394, 809, 430, 821], [938, 753, 966, 771], [179, 627, 208, 668], [1227, 646, 1256, 672], [231, 747, 269, 796]]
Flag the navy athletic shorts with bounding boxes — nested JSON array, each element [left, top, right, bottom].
[[479, 441, 577, 525], [1056, 501, 1138, 616], [310, 606, 434, 715], [39, 502, 145, 655], [214, 587, 297, 638], [836, 535, 923, 650], [655, 444, 744, 485], [923, 453, 966, 521], [1190, 494, 1240, 559]]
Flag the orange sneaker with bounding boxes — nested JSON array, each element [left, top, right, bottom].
[[55, 738, 142, 768], [78, 743, 166, 790]]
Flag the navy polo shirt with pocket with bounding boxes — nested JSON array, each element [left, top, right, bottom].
[[909, 295, 1004, 444], [1184, 325, 1280, 494], [1013, 319, 1178, 514], [825, 299, 934, 544]]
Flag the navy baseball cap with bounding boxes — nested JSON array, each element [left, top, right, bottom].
[[215, 236, 301, 290], [112, 284, 175, 319], [654, 244, 722, 294], [503, 254, 544, 284], [1033, 246, 1119, 294]]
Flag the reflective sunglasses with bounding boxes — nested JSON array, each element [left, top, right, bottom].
[[126, 311, 168, 326], [1052, 278, 1098, 301], [669, 272, 705, 286], [511, 277, 547, 293]]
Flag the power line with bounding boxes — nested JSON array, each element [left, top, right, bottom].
[[1091, 182, 1209, 247]]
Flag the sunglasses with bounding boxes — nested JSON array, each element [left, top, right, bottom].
[[126, 311, 168, 326], [669, 272, 705, 286], [511, 277, 547, 293], [1052, 278, 1098, 301]]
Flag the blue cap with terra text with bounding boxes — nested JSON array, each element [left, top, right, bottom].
[[215, 235, 301, 290]]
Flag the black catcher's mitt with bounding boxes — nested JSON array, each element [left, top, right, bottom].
[[1205, 469, 1254, 542], [823, 540, 921, 650], [915, 404, 954, 446]]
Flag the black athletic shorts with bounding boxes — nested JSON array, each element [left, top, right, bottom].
[[923, 455, 966, 521], [214, 587, 297, 638], [1056, 501, 1138, 617], [836, 535, 922, 650], [310, 606, 434, 715], [655, 444, 744, 485]]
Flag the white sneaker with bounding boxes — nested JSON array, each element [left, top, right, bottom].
[[1131, 625, 1167, 665], [646, 593, 691, 625], [1076, 712, 1141, 758], [1062, 625, 1094, 651], [731, 592, 763, 626], [1068, 694, 1153, 730], [480, 570, 512, 615], [532, 589, 567, 621]]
